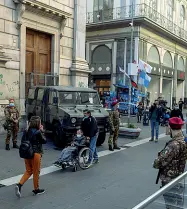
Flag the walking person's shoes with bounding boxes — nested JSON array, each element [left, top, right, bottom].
[[114, 146, 121, 150], [15, 183, 22, 198], [13, 144, 19, 149], [109, 145, 114, 151], [93, 159, 99, 164], [155, 138, 158, 143], [5, 144, 10, 150], [149, 138, 154, 142], [32, 189, 45, 195]]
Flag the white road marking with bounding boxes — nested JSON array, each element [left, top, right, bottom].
[[0, 133, 168, 187]]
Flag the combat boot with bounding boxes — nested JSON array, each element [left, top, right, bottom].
[[6, 144, 10, 150], [13, 143, 19, 149], [114, 145, 121, 150], [109, 145, 114, 151]]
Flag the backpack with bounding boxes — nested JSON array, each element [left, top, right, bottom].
[[19, 130, 35, 159]]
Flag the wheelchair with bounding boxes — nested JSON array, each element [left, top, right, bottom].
[[60, 144, 93, 172]]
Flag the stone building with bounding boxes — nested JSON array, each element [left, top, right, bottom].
[[0, 0, 89, 116], [86, 0, 187, 107]]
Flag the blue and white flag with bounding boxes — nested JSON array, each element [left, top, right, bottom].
[[138, 70, 151, 88]]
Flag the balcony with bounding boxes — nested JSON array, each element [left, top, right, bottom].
[[87, 3, 187, 42]]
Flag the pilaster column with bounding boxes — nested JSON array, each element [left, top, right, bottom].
[[184, 57, 187, 108], [160, 64, 163, 94], [111, 41, 117, 91], [70, 0, 90, 87], [172, 54, 178, 106]]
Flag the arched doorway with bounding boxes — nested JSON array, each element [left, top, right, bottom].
[[147, 46, 161, 104], [177, 57, 185, 103], [90, 45, 112, 100], [162, 51, 173, 107]]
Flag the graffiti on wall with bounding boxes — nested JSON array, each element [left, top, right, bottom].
[[78, 81, 88, 88], [0, 72, 19, 99]]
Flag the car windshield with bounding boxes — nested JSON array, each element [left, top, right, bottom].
[[58, 91, 100, 105]]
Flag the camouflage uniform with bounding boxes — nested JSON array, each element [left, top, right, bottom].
[[153, 131, 187, 209], [108, 110, 120, 147], [4, 106, 20, 145]]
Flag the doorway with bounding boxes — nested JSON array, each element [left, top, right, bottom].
[[25, 29, 51, 95]]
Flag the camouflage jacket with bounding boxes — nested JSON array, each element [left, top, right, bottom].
[[109, 110, 120, 130], [4, 106, 20, 123], [153, 132, 187, 184]]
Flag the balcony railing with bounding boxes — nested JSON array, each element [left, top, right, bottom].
[[87, 3, 187, 41]]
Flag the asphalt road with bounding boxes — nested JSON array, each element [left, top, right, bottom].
[[0, 122, 171, 209]]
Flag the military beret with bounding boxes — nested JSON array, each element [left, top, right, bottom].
[[111, 100, 119, 107], [169, 117, 184, 129]]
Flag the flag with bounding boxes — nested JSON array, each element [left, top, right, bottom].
[[139, 59, 152, 74], [131, 80, 138, 89], [138, 70, 151, 88], [119, 66, 130, 78]]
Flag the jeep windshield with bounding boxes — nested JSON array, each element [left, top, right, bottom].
[[58, 91, 100, 105]]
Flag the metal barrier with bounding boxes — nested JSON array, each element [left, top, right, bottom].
[[132, 171, 187, 209]]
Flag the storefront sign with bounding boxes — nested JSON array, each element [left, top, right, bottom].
[[177, 70, 185, 81]]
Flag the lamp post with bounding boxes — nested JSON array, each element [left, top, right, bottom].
[[128, 0, 134, 125]]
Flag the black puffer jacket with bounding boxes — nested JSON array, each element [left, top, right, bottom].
[[81, 116, 98, 138], [27, 128, 46, 154]]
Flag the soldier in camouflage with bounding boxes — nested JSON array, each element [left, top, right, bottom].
[[4, 98, 20, 150], [108, 101, 121, 151], [153, 117, 187, 209]]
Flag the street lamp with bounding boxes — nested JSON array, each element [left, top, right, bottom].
[[128, 0, 134, 125]]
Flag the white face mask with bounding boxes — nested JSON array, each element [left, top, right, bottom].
[[77, 134, 81, 138]]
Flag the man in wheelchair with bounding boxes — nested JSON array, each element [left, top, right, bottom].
[[53, 130, 89, 168]]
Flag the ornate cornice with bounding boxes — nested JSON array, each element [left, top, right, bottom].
[[12, 0, 70, 34]]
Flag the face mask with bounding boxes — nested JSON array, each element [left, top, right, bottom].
[[77, 134, 81, 138], [9, 103, 15, 107]]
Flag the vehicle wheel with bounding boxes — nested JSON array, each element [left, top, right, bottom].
[[96, 132, 106, 146], [78, 147, 93, 170], [53, 123, 66, 148]]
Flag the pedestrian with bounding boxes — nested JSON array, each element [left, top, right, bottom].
[[108, 101, 121, 151], [170, 104, 184, 120], [149, 100, 162, 142], [4, 98, 20, 150], [81, 109, 99, 164], [178, 98, 184, 113], [137, 102, 144, 123], [15, 116, 46, 198], [153, 117, 187, 209]]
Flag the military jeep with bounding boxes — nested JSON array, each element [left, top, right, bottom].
[[26, 86, 109, 147]]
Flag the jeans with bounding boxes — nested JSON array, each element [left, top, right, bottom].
[[89, 135, 98, 160], [150, 120, 159, 139]]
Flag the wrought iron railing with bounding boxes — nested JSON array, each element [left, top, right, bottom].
[[132, 171, 187, 209], [87, 3, 187, 41]]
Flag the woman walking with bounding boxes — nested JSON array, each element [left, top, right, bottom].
[[15, 116, 46, 198]]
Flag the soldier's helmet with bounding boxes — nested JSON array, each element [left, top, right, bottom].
[[169, 117, 184, 130]]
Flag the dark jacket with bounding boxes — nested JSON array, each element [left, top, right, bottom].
[[149, 105, 162, 122], [170, 109, 184, 120], [27, 128, 47, 154], [81, 116, 98, 138]]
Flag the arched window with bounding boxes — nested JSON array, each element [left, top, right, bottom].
[[180, 5, 185, 28], [167, 0, 174, 20], [149, 0, 157, 10]]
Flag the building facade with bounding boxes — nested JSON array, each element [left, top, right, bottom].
[[86, 0, 187, 107], [0, 0, 89, 116]]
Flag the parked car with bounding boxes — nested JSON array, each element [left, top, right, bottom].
[[26, 86, 109, 147]]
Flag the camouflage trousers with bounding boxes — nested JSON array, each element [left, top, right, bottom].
[[108, 126, 119, 147], [6, 125, 19, 145]]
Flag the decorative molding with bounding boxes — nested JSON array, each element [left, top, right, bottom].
[[60, 18, 67, 39], [0, 46, 11, 68]]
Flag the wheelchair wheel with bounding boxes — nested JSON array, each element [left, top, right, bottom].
[[78, 147, 93, 170]]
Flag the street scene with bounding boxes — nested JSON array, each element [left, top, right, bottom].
[[1, 0, 187, 209]]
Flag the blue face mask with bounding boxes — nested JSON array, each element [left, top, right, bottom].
[[9, 103, 15, 107]]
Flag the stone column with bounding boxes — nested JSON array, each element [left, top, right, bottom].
[[111, 41, 117, 91], [184, 57, 187, 108], [70, 0, 90, 88], [172, 54, 178, 106], [160, 64, 163, 94]]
